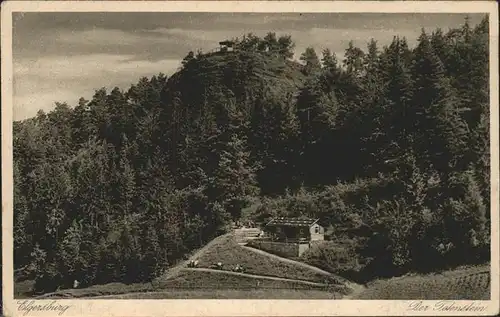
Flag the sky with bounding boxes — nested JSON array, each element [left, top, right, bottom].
[[12, 12, 485, 121]]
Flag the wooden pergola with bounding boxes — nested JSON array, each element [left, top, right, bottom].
[[219, 40, 235, 48], [219, 40, 235, 52]]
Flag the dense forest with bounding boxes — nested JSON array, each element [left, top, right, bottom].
[[14, 16, 490, 293]]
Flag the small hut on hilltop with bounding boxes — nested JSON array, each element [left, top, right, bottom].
[[219, 40, 235, 52], [263, 217, 324, 242], [249, 217, 325, 257]]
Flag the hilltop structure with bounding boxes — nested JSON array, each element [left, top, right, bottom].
[[264, 217, 324, 242], [248, 217, 324, 257], [219, 40, 235, 52]]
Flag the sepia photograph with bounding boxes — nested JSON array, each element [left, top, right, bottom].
[[2, 1, 499, 316]]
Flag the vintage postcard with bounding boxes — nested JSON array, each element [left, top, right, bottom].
[[2, 1, 499, 316]]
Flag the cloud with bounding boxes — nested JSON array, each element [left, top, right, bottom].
[[147, 26, 411, 57], [55, 29, 146, 46], [14, 27, 199, 61], [14, 12, 481, 34], [148, 28, 289, 46], [213, 13, 307, 26], [8, 25, 429, 121], [13, 54, 181, 120], [306, 27, 421, 50], [14, 90, 81, 120], [12, 12, 486, 120]]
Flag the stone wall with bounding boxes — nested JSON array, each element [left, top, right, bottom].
[[248, 239, 311, 257], [310, 233, 325, 241], [298, 243, 310, 256], [234, 228, 261, 243]]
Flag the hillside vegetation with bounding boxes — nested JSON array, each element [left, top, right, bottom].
[[96, 289, 338, 299], [14, 18, 491, 296], [190, 235, 339, 284], [354, 264, 490, 299], [23, 233, 349, 299]]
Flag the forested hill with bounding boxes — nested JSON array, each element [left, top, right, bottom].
[[14, 18, 490, 294]]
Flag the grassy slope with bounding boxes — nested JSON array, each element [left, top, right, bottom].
[[14, 280, 38, 299], [96, 289, 338, 299], [33, 282, 156, 299], [159, 268, 325, 289], [19, 234, 230, 299], [18, 234, 491, 300], [92, 260, 344, 299], [195, 235, 336, 283], [28, 234, 343, 299], [31, 257, 343, 299], [158, 233, 233, 281], [354, 264, 490, 300], [34, 268, 334, 299]]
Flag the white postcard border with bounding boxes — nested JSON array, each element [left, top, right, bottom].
[[2, 2, 499, 316]]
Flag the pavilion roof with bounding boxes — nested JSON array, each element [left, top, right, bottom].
[[219, 40, 235, 46], [266, 217, 319, 228]]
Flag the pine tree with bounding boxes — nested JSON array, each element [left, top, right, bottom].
[[210, 134, 259, 221], [118, 134, 136, 219], [182, 51, 195, 67], [250, 90, 299, 193], [430, 28, 448, 67], [412, 29, 469, 176], [364, 39, 380, 71], [470, 112, 490, 211], [300, 47, 321, 76], [14, 161, 31, 270], [321, 48, 338, 71], [59, 219, 84, 284], [141, 222, 162, 281], [377, 38, 414, 175], [443, 168, 488, 261], [344, 41, 365, 76], [277, 35, 295, 59], [71, 97, 94, 146], [263, 32, 279, 52]]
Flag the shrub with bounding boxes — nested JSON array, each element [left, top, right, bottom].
[[300, 240, 365, 280]]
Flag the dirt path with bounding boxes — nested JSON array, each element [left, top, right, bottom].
[[92, 267, 331, 299], [181, 267, 328, 286], [242, 245, 365, 296], [157, 233, 232, 281], [242, 246, 331, 274]]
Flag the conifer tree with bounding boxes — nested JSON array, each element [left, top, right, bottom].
[[412, 29, 469, 176], [300, 47, 321, 76], [344, 41, 365, 76], [321, 48, 338, 71], [263, 32, 279, 52], [117, 134, 136, 219], [376, 37, 414, 175], [277, 35, 295, 59], [210, 134, 259, 221], [14, 161, 31, 270]]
